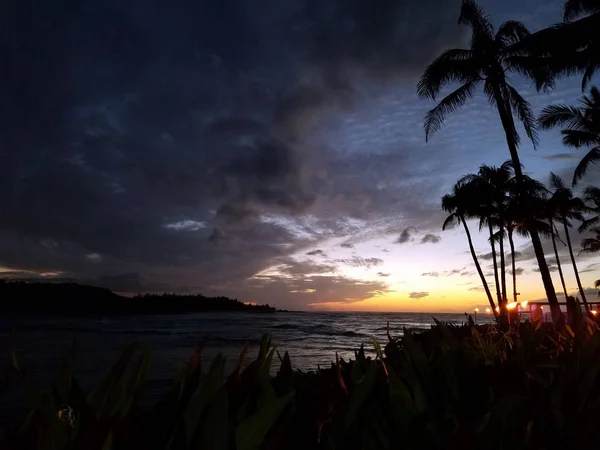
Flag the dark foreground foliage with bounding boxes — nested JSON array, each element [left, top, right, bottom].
[[4, 315, 600, 450]]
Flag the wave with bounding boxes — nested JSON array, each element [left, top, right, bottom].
[[270, 323, 367, 338]]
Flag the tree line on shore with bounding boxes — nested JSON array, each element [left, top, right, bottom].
[[0, 281, 275, 314], [420, 0, 600, 323]]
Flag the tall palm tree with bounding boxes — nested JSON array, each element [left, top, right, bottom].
[[538, 86, 600, 186], [417, 0, 561, 322], [580, 186, 600, 232], [442, 180, 496, 313], [505, 176, 551, 302], [549, 173, 590, 309], [581, 227, 600, 253]]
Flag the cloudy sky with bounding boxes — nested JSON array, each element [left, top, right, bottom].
[[1, 0, 599, 312]]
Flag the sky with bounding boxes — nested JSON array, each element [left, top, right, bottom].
[[1, 0, 599, 312]]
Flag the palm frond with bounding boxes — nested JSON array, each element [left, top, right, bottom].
[[424, 81, 479, 140], [550, 172, 567, 191], [579, 215, 600, 232], [417, 49, 479, 100], [505, 83, 539, 148], [459, 0, 495, 39], [537, 104, 586, 130], [504, 55, 556, 92], [562, 129, 599, 148], [442, 213, 459, 231], [564, 0, 600, 21], [581, 60, 600, 90], [496, 20, 531, 47], [573, 146, 600, 186]]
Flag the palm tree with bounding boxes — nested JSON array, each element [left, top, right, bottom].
[[580, 186, 600, 232], [461, 162, 514, 306], [442, 180, 496, 313], [549, 173, 589, 309], [581, 227, 600, 253], [538, 87, 600, 186], [417, 0, 561, 322], [546, 196, 571, 301], [505, 177, 551, 302]]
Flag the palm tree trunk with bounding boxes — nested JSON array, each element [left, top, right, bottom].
[[488, 222, 502, 307], [550, 220, 569, 300], [498, 223, 507, 305], [508, 228, 518, 303], [461, 216, 496, 313], [491, 83, 561, 324], [563, 219, 589, 310]]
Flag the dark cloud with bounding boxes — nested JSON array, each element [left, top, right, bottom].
[[395, 227, 416, 244], [508, 267, 525, 276], [421, 272, 439, 277], [543, 153, 579, 161], [460, 271, 472, 276], [0, 0, 470, 308], [340, 242, 355, 249], [409, 291, 429, 299], [421, 233, 441, 244], [377, 272, 390, 277], [306, 249, 326, 256], [336, 256, 384, 269], [469, 286, 484, 292], [533, 265, 559, 272], [480, 251, 521, 261]]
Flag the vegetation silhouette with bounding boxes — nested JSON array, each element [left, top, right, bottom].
[[0, 281, 275, 315], [417, 0, 562, 321], [422, 0, 600, 325], [538, 86, 600, 186]]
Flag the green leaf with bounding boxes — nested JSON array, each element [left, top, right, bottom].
[[87, 342, 138, 418], [182, 354, 225, 446], [342, 363, 378, 433], [235, 391, 294, 450], [200, 387, 229, 450]]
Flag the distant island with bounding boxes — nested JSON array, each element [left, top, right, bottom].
[[0, 280, 276, 315]]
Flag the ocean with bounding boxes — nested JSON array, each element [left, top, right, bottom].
[[0, 311, 488, 427]]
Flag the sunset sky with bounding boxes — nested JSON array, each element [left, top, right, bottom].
[[1, 0, 599, 312]]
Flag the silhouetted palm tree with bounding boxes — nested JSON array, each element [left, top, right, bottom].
[[546, 197, 571, 300], [418, 0, 561, 321], [538, 87, 600, 186], [505, 177, 551, 302], [442, 180, 496, 313], [461, 162, 514, 305], [580, 186, 600, 232], [549, 173, 589, 309], [581, 227, 600, 253]]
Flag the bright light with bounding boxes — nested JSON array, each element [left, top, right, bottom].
[[592, 310, 598, 316], [521, 300, 528, 308], [485, 308, 491, 314], [474, 307, 480, 313], [495, 306, 500, 313], [507, 302, 518, 310], [540, 306, 544, 310]]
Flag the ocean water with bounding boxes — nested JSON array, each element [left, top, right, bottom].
[[0, 311, 485, 426]]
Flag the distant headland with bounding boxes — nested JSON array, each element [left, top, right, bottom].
[[0, 280, 276, 315]]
